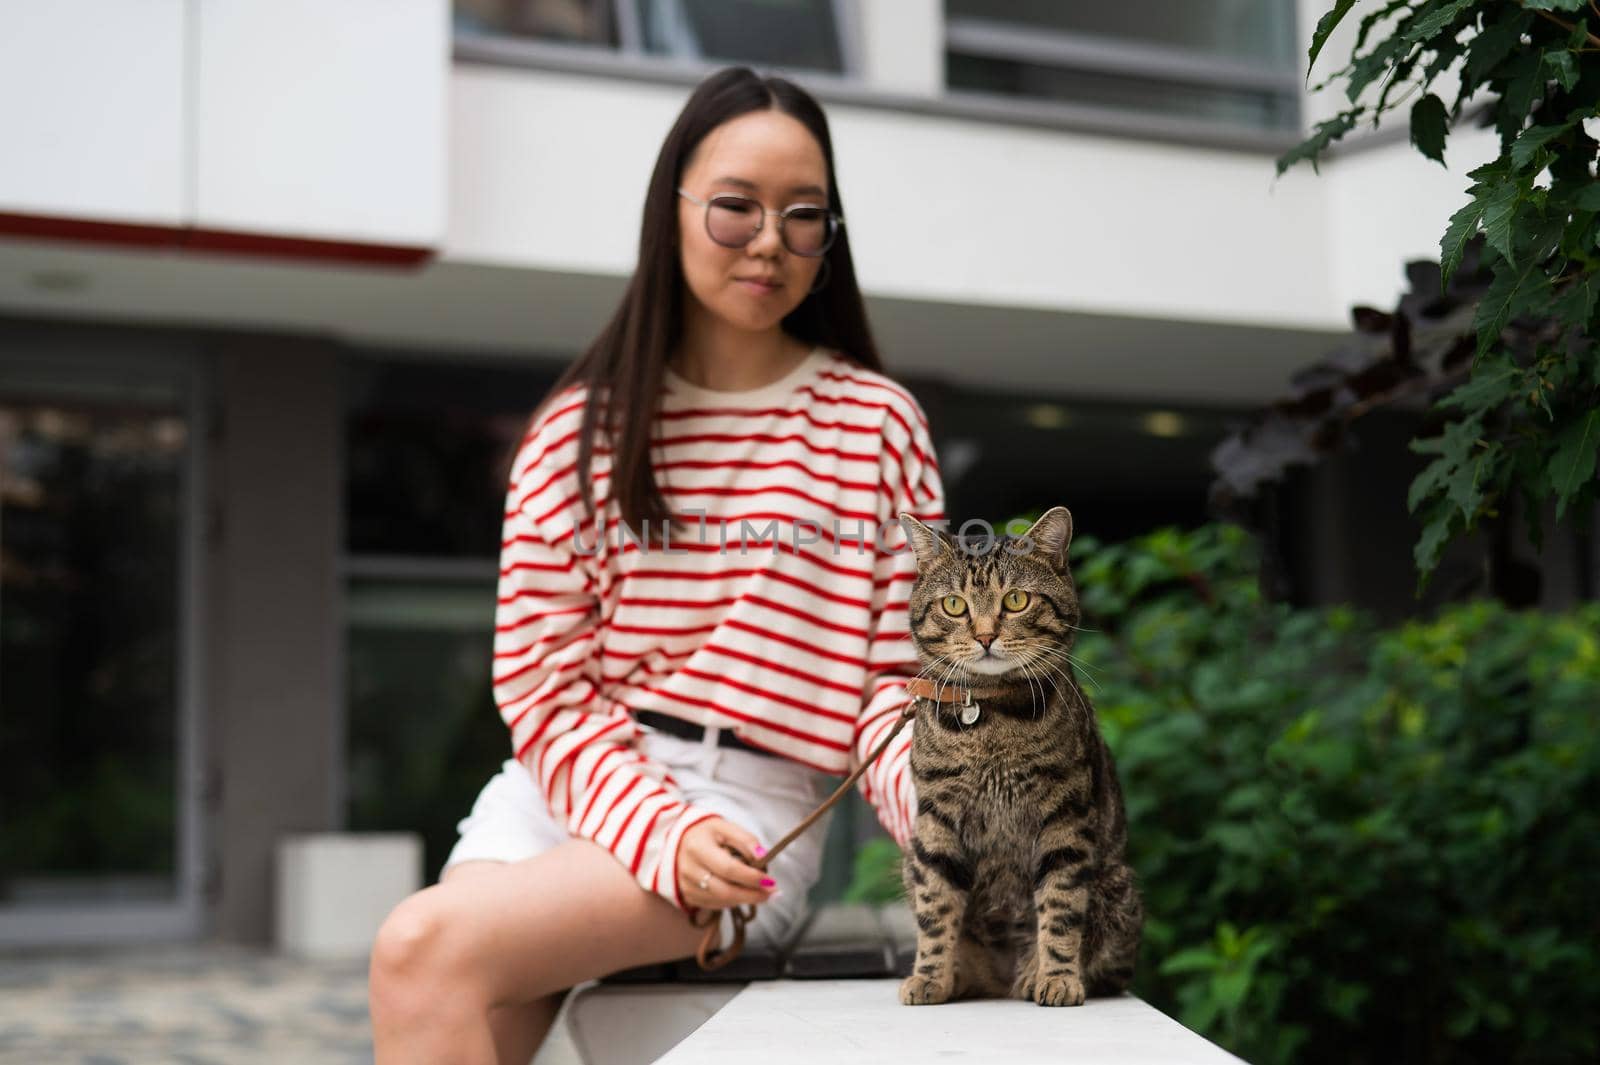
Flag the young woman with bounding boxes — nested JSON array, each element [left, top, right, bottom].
[[368, 67, 945, 1065]]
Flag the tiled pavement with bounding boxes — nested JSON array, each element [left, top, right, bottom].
[[0, 945, 584, 1065], [0, 946, 373, 1065]]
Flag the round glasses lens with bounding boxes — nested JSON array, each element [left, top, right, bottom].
[[782, 206, 833, 256], [705, 196, 761, 248]]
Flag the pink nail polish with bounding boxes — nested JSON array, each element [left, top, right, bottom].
[[761, 877, 776, 889], [754, 845, 767, 857]]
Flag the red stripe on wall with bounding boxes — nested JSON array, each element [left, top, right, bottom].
[[0, 211, 433, 267]]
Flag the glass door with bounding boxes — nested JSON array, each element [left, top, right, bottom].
[[0, 338, 204, 944]]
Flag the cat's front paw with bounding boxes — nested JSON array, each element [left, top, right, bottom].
[[1032, 973, 1086, 1007], [899, 973, 954, 1005]]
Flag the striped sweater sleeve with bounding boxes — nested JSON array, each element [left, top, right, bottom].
[[493, 413, 719, 911], [852, 397, 945, 845]]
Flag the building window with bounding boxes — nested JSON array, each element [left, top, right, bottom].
[[345, 576, 506, 881], [455, 0, 620, 47], [944, 0, 1300, 133], [455, 0, 852, 75], [342, 355, 562, 878], [0, 351, 195, 919]]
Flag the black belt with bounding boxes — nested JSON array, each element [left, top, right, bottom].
[[633, 709, 774, 757]]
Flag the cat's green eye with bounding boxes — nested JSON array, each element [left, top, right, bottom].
[[1002, 589, 1031, 611], [942, 595, 968, 616]]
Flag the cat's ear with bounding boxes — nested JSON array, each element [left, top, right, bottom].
[[898, 512, 952, 569], [1022, 507, 1073, 568]]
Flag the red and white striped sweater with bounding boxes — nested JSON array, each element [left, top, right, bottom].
[[492, 347, 946, 910]]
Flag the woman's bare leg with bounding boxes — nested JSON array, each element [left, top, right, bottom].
[[439, 862, 563, 1065], [483, 999, 561, 1065], [369, 839, 705, 1065]]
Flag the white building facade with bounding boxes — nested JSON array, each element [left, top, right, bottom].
[[0, 0, 1509, 946]]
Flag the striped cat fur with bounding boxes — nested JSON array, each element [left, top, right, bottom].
[[896, 507, 1143, 1007]]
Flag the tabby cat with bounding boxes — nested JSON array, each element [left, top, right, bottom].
[[896, 507, 1143, 1007]]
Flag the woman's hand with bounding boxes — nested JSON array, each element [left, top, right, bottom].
[[677, 817, 778, 910]]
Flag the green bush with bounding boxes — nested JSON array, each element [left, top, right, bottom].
[[852, 523, 1599, 1063]]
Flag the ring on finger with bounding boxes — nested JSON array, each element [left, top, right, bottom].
[[697, 871, 711, 891]]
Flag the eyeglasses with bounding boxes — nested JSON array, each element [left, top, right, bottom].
[[677, 187, 842, 258]]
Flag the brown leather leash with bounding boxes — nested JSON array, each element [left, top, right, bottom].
[[690, 678, 975, 970]]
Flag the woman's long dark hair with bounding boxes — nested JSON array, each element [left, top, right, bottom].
[[530, 66, 882, 541]]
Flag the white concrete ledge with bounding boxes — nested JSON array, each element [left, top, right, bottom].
[[650, 979, 1244, 1065], [567, 984, 743, 1065]]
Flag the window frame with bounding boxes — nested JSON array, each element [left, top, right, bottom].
[[941, 8, 1302, 137], [454, 0, 865, 80], [0, 335, 208, 947], [454, 1, 1305, 155]]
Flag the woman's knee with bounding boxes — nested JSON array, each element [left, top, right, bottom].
[[370, 888, 482, 1015]]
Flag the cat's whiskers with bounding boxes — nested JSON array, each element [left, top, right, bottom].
[[1035, 656, 1096, 700], [1029, 654, 1090, 706], [1020, 658, 1044, 718], [1018, 643, 1091, 702], [916, 653, 962, 715], [1023, 642, 1103, 691], [913, 652, 956, 686], [1048, 643, 1103, 682], [1016, 657, 1046, 720], [1003, 650, 1036, 713], [1061, 654, 1103, 691], [933, 654, 965, 713], [990, 640, 1043, 718], [951, 659, 977, 728], [1019, 649, 1072, 705], [909, 652, 970, 727]]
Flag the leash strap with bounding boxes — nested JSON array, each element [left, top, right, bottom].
[[691, 701, 919, 970]]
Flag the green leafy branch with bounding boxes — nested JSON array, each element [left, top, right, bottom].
[[1285, 1, 1600, 582]]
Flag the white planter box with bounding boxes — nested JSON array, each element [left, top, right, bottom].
[[275, 832, 422, 959]]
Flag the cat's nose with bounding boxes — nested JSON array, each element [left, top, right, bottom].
[[975, 633, 995, 649]]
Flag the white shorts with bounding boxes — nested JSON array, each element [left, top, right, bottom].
[[441, 724, 834, 951]]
